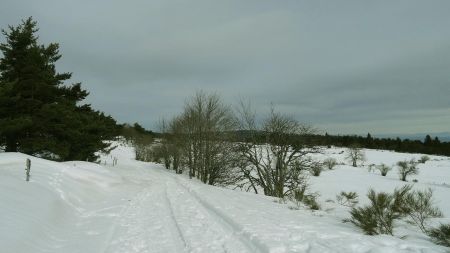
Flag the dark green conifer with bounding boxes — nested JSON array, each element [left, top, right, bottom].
[[0, 17, 118, 161]]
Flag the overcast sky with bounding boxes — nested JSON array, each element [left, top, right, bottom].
[[1, 0, 449, 135]]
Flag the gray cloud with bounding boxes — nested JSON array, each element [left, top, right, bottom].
[[1, 0, 449, 135]]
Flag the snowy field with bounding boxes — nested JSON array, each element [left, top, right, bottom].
[[0, 143, 449, 253]]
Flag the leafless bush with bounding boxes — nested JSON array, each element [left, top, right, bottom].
[[418, 155, 430, 164], [159, 91, 238, 184], [236, 101, 320, 199], [397, 159, 419, 181], [376, 164, 392, 176], [323, 158, 337, 170], [309, 162, 324, 176], [346, 146, 366, 167]]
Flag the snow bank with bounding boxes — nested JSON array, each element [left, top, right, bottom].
[[0, 143, 449, 252]]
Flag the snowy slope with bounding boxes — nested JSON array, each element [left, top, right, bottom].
[[0, 143, 449, 253], [310, 148, 450, 217]]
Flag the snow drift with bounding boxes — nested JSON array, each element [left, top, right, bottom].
[[0, 143, 449, 252]]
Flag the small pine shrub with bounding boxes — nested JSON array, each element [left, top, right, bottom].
[[336, 191, 359, 207], [427, 224, 450, 247], [323, 158, 337, 170], [291, 186, 320, 210], [348, 205, 379, 235], [303, 194, 321, 210], [347, 185, 412, 235], [309, 163, 323, 177], [376, 164, 392, 176], [404, 188, 443, 233], [418, 155, 430, 164]]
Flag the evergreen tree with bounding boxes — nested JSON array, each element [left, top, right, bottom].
[[433, 136, 440, 145], [424, 135, 433, 146], [366, 133, 373, 148], [392, 137, 400, 151], [0, 17, 118, 160]]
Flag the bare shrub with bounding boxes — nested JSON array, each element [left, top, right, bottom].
[[134, 136, 154, 162], [367, 163, 376, 173], [323, 158, 337, 170], [397, 159, 419, 181], [418, 155, 430, 164], [346, 146, 366, 167], [236, 101, 319, 199], [376, 164, 392, 176], [309, 162, 323, 176], [163, 91, 238, 184]]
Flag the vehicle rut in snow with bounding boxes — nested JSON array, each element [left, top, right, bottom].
[[162, 174, 268, 253], [161, 183, 189, 251], [102, 183, 186, 252]]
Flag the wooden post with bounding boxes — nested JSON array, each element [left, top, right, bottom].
[[25, 158, 31, 181]]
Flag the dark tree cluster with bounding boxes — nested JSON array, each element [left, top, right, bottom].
[[305, 133, 450, 157], [121, 123, 156, 161], [231, 131, 450, 157], [121, 122, 156, 142], [0, 18, 119, 161]]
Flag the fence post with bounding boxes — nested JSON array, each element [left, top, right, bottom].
[[25, 158, 31, 181]]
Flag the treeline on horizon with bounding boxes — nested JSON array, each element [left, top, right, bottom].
[[229, 131, 450, 157], [318, 133, 450, 156], [123, 123, 450, 157]]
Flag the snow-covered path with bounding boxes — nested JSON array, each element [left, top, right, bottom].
[[104, 164, 259, 253], [1, 144, 449, 252]]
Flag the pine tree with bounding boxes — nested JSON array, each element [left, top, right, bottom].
[[424, 135, 432, 146], [0, 17, 118, 160], [433, 136, 440, 145], [366, 133, 373, 148]]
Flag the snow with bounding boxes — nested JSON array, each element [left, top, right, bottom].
[[310, 148, 450, 217], [0, 143, 449, 252]]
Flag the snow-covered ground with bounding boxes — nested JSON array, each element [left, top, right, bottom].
[[0, 143, 449, 252]]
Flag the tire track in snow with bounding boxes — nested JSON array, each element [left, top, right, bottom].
[[161, 183, 189, 251], [101, 181, 187, 252], [167, 176, 269, 253]]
